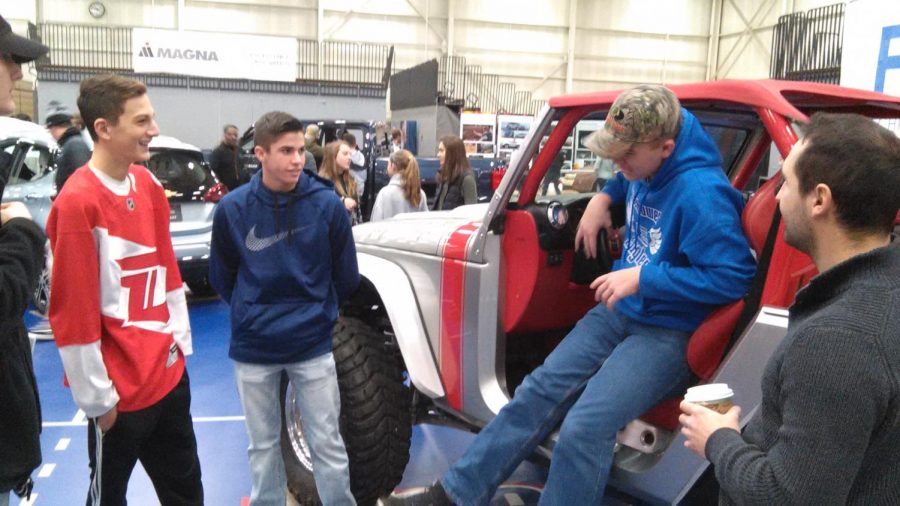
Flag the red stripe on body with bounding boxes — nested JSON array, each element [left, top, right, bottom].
[[439, 222, 480, 411]]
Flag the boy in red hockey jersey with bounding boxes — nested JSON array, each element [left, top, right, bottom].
[[47, 74, 203, 506]]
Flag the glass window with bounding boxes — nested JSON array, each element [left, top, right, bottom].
[[518, 110, 757, 205], [1, 142, 53, 185], [145, 150, 215, 202]]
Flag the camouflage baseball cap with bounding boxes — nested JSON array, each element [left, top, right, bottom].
[[583, 84, 682, 160]]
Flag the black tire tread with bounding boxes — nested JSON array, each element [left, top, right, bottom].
[[283, 316, 413, 506]]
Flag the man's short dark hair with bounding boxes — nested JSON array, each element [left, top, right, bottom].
[[253, 111, 303, 151], [796, 112, 900, 235], [223, 124, 237, 133], [77, 74, 147, 141]]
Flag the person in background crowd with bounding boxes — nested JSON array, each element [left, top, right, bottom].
[[305, 123, 324, 169], [433, 135, 476, 210], [0, 15, 48, 506], [71, 111, 94, 149], [391, 128, 403, 153], [11, 112, 30, 121], [394, 84, 755, 505], [342, 132, 367, 201], [542, 147, 564, 196], [680, 112, 900, 505], [45, 102, 91, 192], [209, 123, 242, 191], [320, 140, 360, 224], [370, 149, 427, 221], [209, 111, 358, 506], [47, 74, 203, 506]]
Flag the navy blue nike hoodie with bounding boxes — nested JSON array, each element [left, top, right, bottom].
[[601, 109, 756, 332], [209, 169, 359, 364]]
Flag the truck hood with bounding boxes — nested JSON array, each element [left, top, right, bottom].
[[353, 204, 488, 257]]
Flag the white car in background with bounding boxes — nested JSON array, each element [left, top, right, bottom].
[[145, 135, 226, 296], [1, 118, 225, 317]]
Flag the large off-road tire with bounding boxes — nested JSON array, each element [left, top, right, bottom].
[[280, 316, 412, 505]]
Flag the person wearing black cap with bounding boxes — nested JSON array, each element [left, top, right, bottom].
[[0, 13, 49, 506], [0, 14, 47, 117], [46, 103, 92, 192]]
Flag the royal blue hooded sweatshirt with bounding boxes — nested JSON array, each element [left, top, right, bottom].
[[209, 169, 359, 364], [601, 109, 756, 332]]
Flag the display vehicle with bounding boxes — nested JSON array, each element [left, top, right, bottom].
[[273, 80, 900, 505]]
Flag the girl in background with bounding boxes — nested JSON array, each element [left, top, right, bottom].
[[370, 149, 428, 221], [320, 140, 361, 224], [434, 135, 476, 210]]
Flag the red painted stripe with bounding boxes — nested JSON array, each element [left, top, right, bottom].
[[439, 222, 480, 410]]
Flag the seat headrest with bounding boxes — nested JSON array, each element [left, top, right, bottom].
[[742, 176, 780, 256]]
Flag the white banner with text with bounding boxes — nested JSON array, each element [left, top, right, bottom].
[[132, 28, 298, 82]]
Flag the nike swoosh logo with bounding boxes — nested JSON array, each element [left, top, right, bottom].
[[244, 225, 308, 252]]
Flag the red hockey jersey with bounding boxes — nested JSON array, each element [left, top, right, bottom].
[[47, 164, 192, 416]]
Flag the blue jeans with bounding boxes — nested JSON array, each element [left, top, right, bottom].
[[233, 353, 355, 506], [442, 305, 693, 505]]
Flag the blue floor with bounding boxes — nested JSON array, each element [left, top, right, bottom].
[[25, 297, 553, 506]]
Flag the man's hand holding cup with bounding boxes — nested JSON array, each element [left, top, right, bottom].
[[679, 383, 741, 459]]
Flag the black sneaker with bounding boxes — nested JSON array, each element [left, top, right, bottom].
[[386, 481, 454, 506]]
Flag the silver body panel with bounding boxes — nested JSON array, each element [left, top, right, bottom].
[[607, 306, 790, 505]]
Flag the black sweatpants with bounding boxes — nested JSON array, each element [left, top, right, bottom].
[[85, 370, 203, 506]]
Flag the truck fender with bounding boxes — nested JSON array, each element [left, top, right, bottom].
[[357, 252, 445, 399]]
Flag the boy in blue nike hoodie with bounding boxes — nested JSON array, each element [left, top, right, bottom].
[[209, 111, 358, 506], [394, 85, 756, 505]]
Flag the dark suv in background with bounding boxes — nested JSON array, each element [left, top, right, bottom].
[[238, 120, 391, 220]]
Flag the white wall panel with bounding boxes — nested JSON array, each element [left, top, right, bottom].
[[41, 0, 178, 28], [22, 0, 857, 115], [326, 0, 447, 19], [454, 22, 566, 54], [182, 3, 316, 36], [324, 13, 445, 47], [454, 0, 568, 28], [714, 0, 845, 79], [579, 0, 711, 37]]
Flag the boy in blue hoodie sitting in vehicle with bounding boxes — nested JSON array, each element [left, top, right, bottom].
[[394, 85, 756, 505], [210, 111, 359, 506]]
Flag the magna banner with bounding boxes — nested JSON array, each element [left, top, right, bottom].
[[132, 28, 298, 82]]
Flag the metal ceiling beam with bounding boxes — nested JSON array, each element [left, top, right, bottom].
[[565, 0, 577, 93], [317, 0, 323, 79], [447, 0, 455, 56], [324, 0, 373, 40], [706, 0, 722, 81], [534, 60, 567, 94], [404, 0, 446, 44], [718, 0, 777, 77]]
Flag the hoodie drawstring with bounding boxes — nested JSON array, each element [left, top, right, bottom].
[[273, 193, 280, 238], [287, 197, 295, 245]]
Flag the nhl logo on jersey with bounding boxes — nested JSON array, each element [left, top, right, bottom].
[[126, 197, 135, 211]]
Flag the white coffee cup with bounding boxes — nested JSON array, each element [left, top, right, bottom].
[[684, 383, 734, 414]]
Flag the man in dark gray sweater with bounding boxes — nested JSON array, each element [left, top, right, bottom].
[[680, 112, 900, 505]]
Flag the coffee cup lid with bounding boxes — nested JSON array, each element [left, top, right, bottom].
[[684, 383, 733, 403]]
